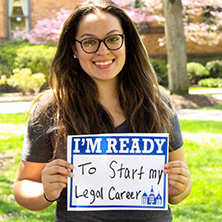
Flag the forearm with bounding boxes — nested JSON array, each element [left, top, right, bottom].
[[169, 177, 192, 205], [14, 180, 53, 211]]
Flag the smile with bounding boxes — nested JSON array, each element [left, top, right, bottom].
[[93, 60, 114, 66]]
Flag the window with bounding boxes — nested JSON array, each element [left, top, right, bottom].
[[7, 0, 31, 39]]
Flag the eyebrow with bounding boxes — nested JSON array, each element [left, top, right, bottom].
[[80, 29, 122, 38]]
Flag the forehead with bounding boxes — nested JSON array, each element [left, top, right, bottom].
[[76, 11, 123, 38]]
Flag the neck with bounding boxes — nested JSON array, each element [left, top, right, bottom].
[[96, 78, 119, 106], [95, 78, 125, 127]]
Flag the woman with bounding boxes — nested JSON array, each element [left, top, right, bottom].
[[14, 0, 192, 221]]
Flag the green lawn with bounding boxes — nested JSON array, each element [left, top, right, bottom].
[[0, 113, 56, 222], [0, 114, 222, 221], [200, 104, 222, 110], [171, 120, 222, 222]]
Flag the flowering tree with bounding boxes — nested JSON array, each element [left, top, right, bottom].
[[114, 0, 222, 46], [12, 8, 71, 45]]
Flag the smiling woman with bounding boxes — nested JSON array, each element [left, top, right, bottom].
[[13, 0, 191, 221]]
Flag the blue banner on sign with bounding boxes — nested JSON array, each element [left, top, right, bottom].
[[71, 134, 168, 155]]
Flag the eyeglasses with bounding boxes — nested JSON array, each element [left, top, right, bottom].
[[75, 34, 125, 54]]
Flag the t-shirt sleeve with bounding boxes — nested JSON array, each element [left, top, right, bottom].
[[169, 111, 184, 151], [21, 100, 55, 163], [161, 90, 184, 151]]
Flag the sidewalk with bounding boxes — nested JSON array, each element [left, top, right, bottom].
[[0, 101, 32, 114], [0, 100, 222, 121], [176, 109, 222, 121], [189, 88, 222, 101], [0, 90, 222, 121]]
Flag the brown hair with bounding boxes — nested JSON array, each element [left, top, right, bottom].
[[34, 0, 173, 158]]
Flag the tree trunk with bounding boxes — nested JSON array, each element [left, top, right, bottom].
[[162, 0, 189, 95]]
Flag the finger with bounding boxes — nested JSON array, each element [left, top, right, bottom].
[[164, 167, 190, 179], [46, 165, 74, 178], [164, 161, 188, 170], [46, 174, 68, 184], [168, 178, 187, 193], [167, 173, 188, 185], [46, 181, 67, 190], [48, 159, 74, 170]]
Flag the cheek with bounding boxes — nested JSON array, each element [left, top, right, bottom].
[[118, 48, 126, 68], [78, 53, 93, 69]]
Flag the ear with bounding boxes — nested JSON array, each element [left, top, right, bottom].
[[71, 45, 78, 59]]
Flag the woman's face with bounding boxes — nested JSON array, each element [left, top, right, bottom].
[[73, 11, 126, 85]]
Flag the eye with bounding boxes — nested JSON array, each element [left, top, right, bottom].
[[107, 35, 121, 44], [82, 39, 98, 47]]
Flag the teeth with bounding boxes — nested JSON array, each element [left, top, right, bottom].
[[95, 60, 113, 66]]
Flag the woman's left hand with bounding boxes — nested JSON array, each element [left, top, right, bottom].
[[164, 160, 191, 197]]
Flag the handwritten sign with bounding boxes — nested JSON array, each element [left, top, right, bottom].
[[67, 133, 169, 211]]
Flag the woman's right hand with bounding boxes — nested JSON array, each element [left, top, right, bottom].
[[41, 159, 74, 201]]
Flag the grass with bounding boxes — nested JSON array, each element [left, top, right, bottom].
[[179, 120, 222, 134], [189, 87, 219, 91], [170, 120, 222, 222], [200, 104, 222, 110], [0, 113, 56, 221], [0, 114, 222, 221], [0, 113, 28, 124]]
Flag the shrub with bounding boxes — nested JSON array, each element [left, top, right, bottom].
[[206, 60, 222, 78], [0, 41, 32, 76], [150, 58, 168, 86], [7, 68, 46, 94], [0, 83, 19, 93], [0, 75, 19, 92], [14, 45, 56, 79], [198, 78, 222, 87], [187, 62, 210, 84]]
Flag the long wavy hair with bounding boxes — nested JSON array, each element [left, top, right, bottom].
[[34, 0, 173, 158]]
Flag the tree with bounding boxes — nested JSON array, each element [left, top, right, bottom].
[[161, 0, 189, 94]]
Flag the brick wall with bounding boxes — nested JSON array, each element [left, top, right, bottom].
[[143, 33, 222, 56], [0, 0, 7, 40], [31, 0, 84, 27]]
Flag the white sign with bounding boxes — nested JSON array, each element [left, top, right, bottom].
[[67, 133, 169, 211]]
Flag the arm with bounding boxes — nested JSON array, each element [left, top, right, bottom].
[[164, 146, 192, 205], [14, 159, 74, 211]]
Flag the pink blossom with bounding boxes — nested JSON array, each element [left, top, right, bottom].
[[12, 8, 71, 44]]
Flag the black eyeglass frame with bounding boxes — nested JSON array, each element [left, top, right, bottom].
[[75, 34, 125, 54]]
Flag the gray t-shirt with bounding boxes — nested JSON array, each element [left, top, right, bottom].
[[21, 97, 183, 222]]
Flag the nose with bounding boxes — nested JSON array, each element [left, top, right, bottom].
[[96, 41, 110, 55]]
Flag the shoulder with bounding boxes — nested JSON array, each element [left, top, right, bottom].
[[32, 90, 55, 112], [159, 87, 174, 111], [29, 90, 56, 123]]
